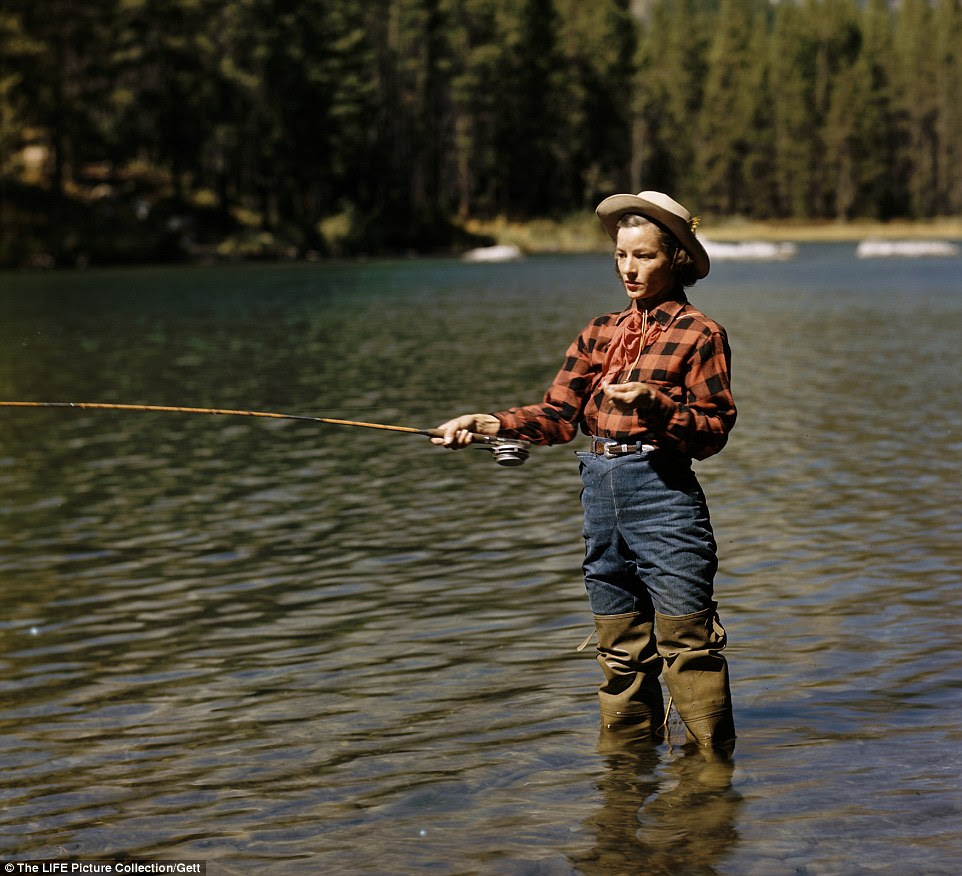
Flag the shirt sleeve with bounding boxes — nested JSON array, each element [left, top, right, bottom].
[[645, 328, 736, 460], [491, 328, 597, 446]]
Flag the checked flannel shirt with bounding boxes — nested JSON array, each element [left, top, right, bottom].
[[493, 292, 736, 461]]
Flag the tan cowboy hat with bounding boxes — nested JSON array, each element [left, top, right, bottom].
[[596, 191, 710, 278]]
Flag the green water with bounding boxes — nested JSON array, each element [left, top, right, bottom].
[[1, 249, 960, 874]]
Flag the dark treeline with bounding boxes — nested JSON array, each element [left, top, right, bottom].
[[1, 0, 961, 266]]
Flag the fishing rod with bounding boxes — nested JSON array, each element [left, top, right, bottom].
[[0, 401, 530, 466]]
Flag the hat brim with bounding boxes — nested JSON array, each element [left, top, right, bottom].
[[596, 194, 710, 279]]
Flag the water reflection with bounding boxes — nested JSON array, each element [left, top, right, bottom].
[[2, 250, 961, 873], [572, 747, 740, 876]]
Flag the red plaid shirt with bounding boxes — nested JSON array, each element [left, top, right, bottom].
[[494, 293, 735, 460]]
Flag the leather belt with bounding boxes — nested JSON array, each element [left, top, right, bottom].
[[590, 437, 657, 457]]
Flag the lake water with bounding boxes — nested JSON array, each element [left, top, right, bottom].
[[1, 246, 960, 874]]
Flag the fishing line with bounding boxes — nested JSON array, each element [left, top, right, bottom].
[[0, 401, 530, 466]]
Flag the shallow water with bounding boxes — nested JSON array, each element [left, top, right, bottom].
[[1, 247, 960, 874]]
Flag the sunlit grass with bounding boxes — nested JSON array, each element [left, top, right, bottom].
[[463, 213, 962, 253]]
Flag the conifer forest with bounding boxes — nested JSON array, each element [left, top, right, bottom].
[[2, 0, 961, 266]]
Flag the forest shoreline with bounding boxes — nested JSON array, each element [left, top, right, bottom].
[[4, 189, 961, 271], [466, 214, 962, 255]]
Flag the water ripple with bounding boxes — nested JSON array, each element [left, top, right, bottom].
[[2, 252, 961, 872]]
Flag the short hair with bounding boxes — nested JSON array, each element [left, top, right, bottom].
[[615, 213, 700, 288]]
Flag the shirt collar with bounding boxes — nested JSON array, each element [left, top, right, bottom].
[[614, 292, 689, 328]]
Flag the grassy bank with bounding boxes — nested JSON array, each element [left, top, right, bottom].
[[463, 213, 962, 254]]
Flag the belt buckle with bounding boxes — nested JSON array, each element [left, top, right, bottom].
[[594, 438, 655, 457], [591, 437, 620, 457]]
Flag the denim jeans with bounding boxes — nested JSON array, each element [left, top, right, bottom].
[[577, 450, 718, 617]]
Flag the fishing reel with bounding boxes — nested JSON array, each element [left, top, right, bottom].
[[423, 427, 530, 466], [474, 436, 530, 467]]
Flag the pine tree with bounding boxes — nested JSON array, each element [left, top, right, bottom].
[[495, 0, 565, 216], [694, 0, 768, 216], [0, 9, 35, 182], [553, 0, 636, 208], [769, 0, 819, 217], [8, 0, 118, 200], [932, 0, 962, 215], [855, 0, 897, 219], [814, 0, 871, 218], [445, 0, 508, 217], [891, 0, 939, 218], [633, 0, 713, 201]]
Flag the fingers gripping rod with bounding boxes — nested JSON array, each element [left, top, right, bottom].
[[0, 401, 531, 466]]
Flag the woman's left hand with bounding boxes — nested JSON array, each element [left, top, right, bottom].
[[603, 381, 655, 412]]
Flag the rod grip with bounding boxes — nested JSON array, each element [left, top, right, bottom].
[[423, 427, 497, 445]]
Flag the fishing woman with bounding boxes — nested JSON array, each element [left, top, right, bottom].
[[433, 192, 736, 751]]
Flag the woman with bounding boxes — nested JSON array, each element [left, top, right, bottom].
[[434, 192, 736, 751]]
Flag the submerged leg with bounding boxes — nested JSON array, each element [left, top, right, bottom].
[[655, 606, 735, 752], [594, 611, 666, 744]]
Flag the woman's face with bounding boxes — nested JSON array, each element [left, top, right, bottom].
[[614, 223, 674, 305]]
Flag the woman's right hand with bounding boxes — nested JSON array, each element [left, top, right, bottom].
[[431, 413, 501, 448]]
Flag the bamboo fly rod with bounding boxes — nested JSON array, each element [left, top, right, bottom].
[[0, 401, 530, 465]]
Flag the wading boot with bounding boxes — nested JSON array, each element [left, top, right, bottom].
[[594, 612, 666, 745], [655, 605, 735, 754]]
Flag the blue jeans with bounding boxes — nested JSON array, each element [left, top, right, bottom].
[[578, 450, 718, 617]]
